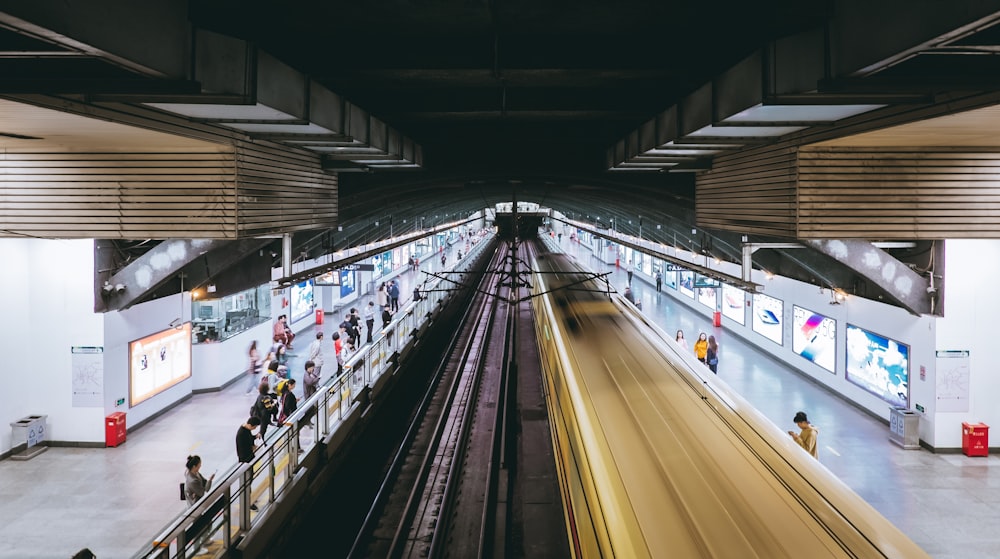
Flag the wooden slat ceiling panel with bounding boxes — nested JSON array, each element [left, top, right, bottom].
[[696, 145, 798, 238], [798, 148, 1000, 239]]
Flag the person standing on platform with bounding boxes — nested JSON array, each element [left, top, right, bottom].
[[624, 286, 635, 305], [246, 340, 262, 395], [331, 332, 344, 375], [675, 330, 688, 350], [382, 304, 393, 329], [274, 343, 290, 377], [303, 360, 320, 400], [441, 252, 447, 267], [236, 416, 261, 511], [706, 335, 719, 373], [184, 454, 215, 507], [377, 282, 389, 310], [413, 284, 422, 302], [364, 302, 376, 343], [350, 307, 363, 345], [253, 383, 278, 439], [388, 280, 400, 312], [627, 261, 633, 285], [694, 332, 708, 364], [340, 313, 356, 352], [307, 331, 324, 378], [788, 411, 819, 459], [237, 416, 260, 464], [655, 270, 662, 292]]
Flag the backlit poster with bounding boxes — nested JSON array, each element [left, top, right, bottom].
[[696, 285, 716, 309], [721, 284, 745, 325], [792, 305, 836, 373], [290, 280, 314, 323], [373, 253, 385, 279], [129, 323, 192, 406], [664, 270, 677, 290], [846, 324, 909, 408], [752, 292, 783, 345], [340, 270, 356, 298], [315, 271, 340, 286], [678, 271, 694, 298]]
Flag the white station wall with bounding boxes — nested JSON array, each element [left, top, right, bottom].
[[0, 239, 105, 450], [934, 240, 1000, 447]]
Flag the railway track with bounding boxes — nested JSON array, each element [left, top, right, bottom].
[[350, 241, 519, 559]]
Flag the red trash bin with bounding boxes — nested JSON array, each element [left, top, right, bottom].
[[315, 308, 324, 325], [105, 412, 126, 447], [962, 422, 989, 457], [713, 311, 722, 327]]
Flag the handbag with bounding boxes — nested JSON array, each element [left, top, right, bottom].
[[708, 357, 718, 366]]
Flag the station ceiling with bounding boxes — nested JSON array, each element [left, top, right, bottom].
[[4, 2, 1000, 313]]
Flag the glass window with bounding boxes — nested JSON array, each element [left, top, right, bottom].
[[191, 284, 271, 344]]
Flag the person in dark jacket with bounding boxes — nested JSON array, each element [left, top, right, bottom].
[[236, 416, 260, 464], [388, 280, 401, 312], [381, 304, 393, 329]]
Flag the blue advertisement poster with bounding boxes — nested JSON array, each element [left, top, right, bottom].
[[846, 324, 909, 408], [373, 253, 385, 279], [340, 270, 356, 298], [678, 271, 694, 298], [792, 305, 836, 373], [290, 280, 314, 323]]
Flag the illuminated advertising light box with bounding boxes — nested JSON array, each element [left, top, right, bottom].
[[340, 270, 356, 298], [315, 271, 340, 286], [752, 292, 783, 345], [372, 253, 385, 279], [846, 324, 909, 408], [721, 284, 745, 325], [697, 285, 716, 309], [129, 323, 192, 406], [664, 271, 677, 290], [792, 305, 836, 373], [678, 271, 694, 298], [290, 280, 314, 323]]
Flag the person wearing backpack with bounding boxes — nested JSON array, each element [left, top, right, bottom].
[[252, 384, 278, 439]]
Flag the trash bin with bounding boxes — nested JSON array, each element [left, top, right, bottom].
[[713, 311, 722, 327], [315, 308, 324, 325], [889, 407, 920, 450], [962, 422, 989, 457], [10, 414, 48, 460], [106, 412, 127, 447]]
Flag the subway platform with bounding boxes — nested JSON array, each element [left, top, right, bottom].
[[0, 239, 997, 559]]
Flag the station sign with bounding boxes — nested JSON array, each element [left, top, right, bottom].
[[341, 263, 375, 271], [664, 263, 687, 272]]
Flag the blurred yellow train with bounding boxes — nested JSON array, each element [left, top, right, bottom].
[[529, 244, 930, 559]]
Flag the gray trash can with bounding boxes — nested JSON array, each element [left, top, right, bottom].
[[889, 407, 920, 450], [10, 414, 48, 460]]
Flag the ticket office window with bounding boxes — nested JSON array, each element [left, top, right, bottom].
[[191, 284, 271, 344]]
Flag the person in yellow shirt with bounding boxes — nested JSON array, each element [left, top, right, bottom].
[[694, 332, 708, 364], [788, 411, 819, 459]]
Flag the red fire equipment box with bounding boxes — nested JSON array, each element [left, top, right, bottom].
[[962, 422, 989, 457], [106, 412, 127, 447]]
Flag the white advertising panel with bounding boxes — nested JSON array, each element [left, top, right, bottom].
[[697, 286, 716, 309], [678, 271, 694, 298], [721, 284, 745, 325], [846, 324, 909, 408], [752, 292, 783, 345], [792, 305, 836, 373], [129, 323, 192, 406]]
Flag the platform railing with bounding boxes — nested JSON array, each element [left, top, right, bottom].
[[134, 233, 493, 559]]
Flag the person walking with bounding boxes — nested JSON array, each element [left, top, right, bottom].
[[332, 331, 344, 375], [788, 411, 819, 459], [623, 286, 635, 305], [626, 260, 633, 285], [273, 343, 290, 377], [307, 331, 324, 378], [694, 332, 708, 364], [388, 280, 400, 312], [675, 330, 688, 350], [253, 383, 278, 440], [246, 340, 262, 395], [706, 335, 719, 373], [655, 270, 662, 292], [364, 301, 376, 343]]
